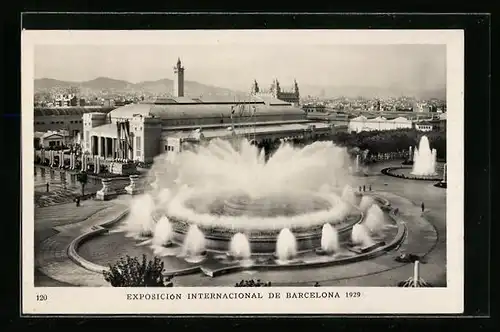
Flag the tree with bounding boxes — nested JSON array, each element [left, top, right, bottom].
[[76, 171, 88, 197], [103, 254, 173, 287]]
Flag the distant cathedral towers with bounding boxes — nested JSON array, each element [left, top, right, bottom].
[[251, 78, 300, 105], [173, 57, 185, 97]]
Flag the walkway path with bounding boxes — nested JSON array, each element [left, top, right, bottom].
[[35, 200, 129, 287]]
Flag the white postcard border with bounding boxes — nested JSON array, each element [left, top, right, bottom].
[[21, 29, 464, 315]]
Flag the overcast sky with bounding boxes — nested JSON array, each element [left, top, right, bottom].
[[35, 43, 446, 92]]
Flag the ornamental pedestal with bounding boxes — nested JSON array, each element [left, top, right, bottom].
[[95, 178, 117, 201], [125, 174, 143, 195]]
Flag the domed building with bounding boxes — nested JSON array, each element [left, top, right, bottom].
[[82, 59, 334, 163]]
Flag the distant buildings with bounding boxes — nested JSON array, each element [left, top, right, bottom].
[[80, 59, 339, 163], [34, 130, 74, 149], [415, 122, 434, 132], [54, 94, 78, 107], [348, 115, 413, 133], [251, 79, 300, 106], [34, 106, 116, 135]]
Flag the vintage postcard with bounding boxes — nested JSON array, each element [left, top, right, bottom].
[[22, 29, 464, 315]]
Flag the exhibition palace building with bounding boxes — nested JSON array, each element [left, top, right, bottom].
[[79, 58, 336, 163]]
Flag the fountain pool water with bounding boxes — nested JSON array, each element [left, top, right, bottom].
[[412, 136, 437, 176], [276, 228, 297, 262], [152, 216, 173, 246], [182, 224, 206, 262], [125, 194, 156, 237], [363, 204, 386, 234], [320, 223, 339, 254], [229, 233, 252, 260], [351, 224, 374, 247], [157, 188, 172, 206], [341, 184, 357, 206], [358, 195, 375, 212]]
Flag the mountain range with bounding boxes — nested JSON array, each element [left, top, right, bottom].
[[34, 77, 247, 98], [34, 77, 446, 100]]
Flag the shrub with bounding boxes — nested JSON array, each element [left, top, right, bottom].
[[235, 279, 272, 287], [103, 254, 173, 287]]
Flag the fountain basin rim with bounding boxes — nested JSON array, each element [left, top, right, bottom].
[[199, 220, 408, 277], [67, 208, 129, 274], [153, 210, 363, 241], [165, 189, 349, 225], [382, 167, 443, 181]]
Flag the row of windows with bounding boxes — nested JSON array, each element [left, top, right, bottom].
[[34, 120, 83, 125], [164, 115, 303, 127]]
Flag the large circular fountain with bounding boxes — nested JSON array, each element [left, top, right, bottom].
[[120, 138, 367, 256], [70, 137, 410, 279], [157, 188, 362, 254], [382, 135, 444, 181]]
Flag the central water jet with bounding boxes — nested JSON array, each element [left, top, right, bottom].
[[358, 195, 375, 212], [229, 232, 252, 260], [364, 204, 386, 234], [152, 216, 173, 247], [351, 224, 374, 247], [276, 228, 297, 261], [320, 223, 339, 254], [412, 136, 437, 176], [182, 224, 206, 260]]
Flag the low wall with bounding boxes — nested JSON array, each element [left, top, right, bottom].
[[67, 208, 129, 274], [381, 167, 443, 182], [158, 210, 363, 255], [202, 216, 408, 277]]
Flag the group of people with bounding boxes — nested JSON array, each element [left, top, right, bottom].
[[358, 184, 372, 192], [235, 279, 272, 287]]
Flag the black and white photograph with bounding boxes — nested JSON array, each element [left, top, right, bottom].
[[22, 28, 464, 315]]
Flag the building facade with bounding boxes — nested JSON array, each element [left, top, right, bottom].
[[82, 98, 335, 163], [250, 79, 300, 106], [348, 115, 413, 133], [79, 59, 336, 163], [34, 106, 116, 135]]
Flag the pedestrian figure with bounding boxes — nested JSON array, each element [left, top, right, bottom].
[[74, 197, 80, 207], [363, 185, 366, 192], [46, 182, 49, 193], [369, 184, 372, 191], [421, 202, 425, 212], [359, 186, 362, 192]]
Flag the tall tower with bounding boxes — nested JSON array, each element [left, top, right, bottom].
[[173, 57, 185, 97]]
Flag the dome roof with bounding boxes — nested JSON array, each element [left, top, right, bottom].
[[108, 102, 305, 120]]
